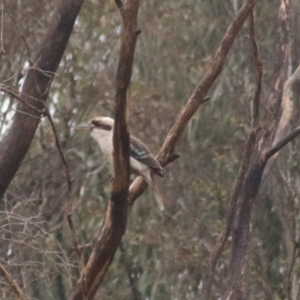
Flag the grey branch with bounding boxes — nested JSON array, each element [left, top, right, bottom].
[[263, 125, 300, 162]]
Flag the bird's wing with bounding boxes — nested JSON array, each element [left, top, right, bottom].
[[130, 135, 164, 177]]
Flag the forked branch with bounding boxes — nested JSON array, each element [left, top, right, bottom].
[[128, 0, 256, 208], [0, 262, 25, 300], [68, 1, 140, 299]]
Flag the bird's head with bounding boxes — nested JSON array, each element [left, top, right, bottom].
[[76, 116, 114, 132], [76, 116, 114, 142]]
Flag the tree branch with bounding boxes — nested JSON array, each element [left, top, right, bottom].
[[128, 0, 255, 208], [203, 127, 261, 298], [43, 104, 88, 296], [224, 1, 290, 298], [68, 1, 140, 299], [262, 64, 300, 179], [263, 125, 300, 162], [0, 85, 45, 115], [0, 0, 84, 200], [158, 0, 256, 162], [4, 8, 33, 65], [0, 262, 25, 300], [202, 10, 263, 297]]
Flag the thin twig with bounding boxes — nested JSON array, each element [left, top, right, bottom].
[[42, 104, 87, 298], [4, 8, 32, 65], [1, 84, 51, 103], [0, 85, 45, 115], [0, 262, 25, 300]]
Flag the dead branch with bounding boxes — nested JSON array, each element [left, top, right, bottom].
[[0, 84, 45, 115], [0, 262, 25, 300], [42, 104, 88, 297], [4, 8, 32, 65]]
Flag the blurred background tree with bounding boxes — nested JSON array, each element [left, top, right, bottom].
[[0, 0, 300, 299]]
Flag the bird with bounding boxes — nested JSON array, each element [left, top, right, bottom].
[[76, 116, 165, 210]]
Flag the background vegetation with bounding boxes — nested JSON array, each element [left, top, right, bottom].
[[0, 0, 300, 299]]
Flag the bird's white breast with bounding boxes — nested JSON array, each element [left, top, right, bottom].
[[130, 157, 152, 186], [91, 129, 113, 165], [91, 128, 152, 185]]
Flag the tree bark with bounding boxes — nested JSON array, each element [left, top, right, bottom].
[[224, 1, 290, 298], [0, 0, 84, 199], [68, 1, 139, 299], [128, 0, 256, 208]]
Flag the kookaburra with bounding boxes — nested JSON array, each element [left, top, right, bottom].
[[77, 116, 165, 210]]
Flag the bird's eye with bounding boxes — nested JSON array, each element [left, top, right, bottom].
[[91, 120, 100, 127], [91, 120, 112, 131]]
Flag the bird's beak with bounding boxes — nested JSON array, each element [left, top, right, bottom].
[[75, 123, 94, 131]]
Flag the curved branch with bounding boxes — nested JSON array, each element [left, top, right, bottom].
[[263, 125, 300, 162], [68, 1, 140, 299], [128, 0, 256, 207], [158, 0, 255, 162]]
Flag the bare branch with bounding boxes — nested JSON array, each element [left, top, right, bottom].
[[128, 0, 255, 208], [158, 0, 256, 162], [0, 262, 25, 300], [4, 8, 32, 65], [0, 85, 45, 115], [42, 104, 87, 296], [263, 125, 300, 162]]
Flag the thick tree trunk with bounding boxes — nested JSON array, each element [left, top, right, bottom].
[[0, 0, 84, 199], [223, 1, 290, 298]]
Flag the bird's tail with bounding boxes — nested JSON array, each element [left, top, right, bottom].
[[149, 172, 165, 211]]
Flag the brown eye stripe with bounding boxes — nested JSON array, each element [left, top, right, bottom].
[[91, 120, 112, 131]]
